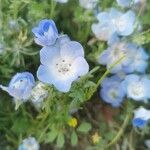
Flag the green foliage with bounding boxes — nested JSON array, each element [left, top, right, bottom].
[[0, 0, 150, 150], [77, 122, 92, 133]]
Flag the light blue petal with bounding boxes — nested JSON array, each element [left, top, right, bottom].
[[60, 41, 84, 60], [40, 46, 60, 66], [72, 57, 89, 76], [53, 80, 72, 93], [37, 65, 56, 84], [117, 10, 135, 36], [98, 50, 109, 65], [109, 8, 122, 19], [96, 12, 110, 23], [116, 0, 131, 7]]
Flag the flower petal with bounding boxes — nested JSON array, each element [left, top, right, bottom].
[[40, 46, 60, 66], [72, 57, 89, 76], [37, 65, 55, 84], [60, 41, 84, 60]]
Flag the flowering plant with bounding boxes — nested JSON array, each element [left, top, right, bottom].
[[0, 0, 150, 150]]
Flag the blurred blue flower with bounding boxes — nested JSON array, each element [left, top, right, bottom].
[[0, 72, 35, 101], [37, 36, 89, 92], [55, 0, 68, 3], [123, 47, 149, 73], [32, 19, 58, 46], [79, 0, 98, 9], [18, 137, 39, 150], [121, 74, 150, 101], [132, 107, 150, 128], [116, 0, 143, 7], [92, 8, 135, 41], [99, 41, 136, 73], [100, 75, 126, 107]]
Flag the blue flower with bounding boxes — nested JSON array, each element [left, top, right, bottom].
[[18, 137, 39, 150], [121, 74, 150, 101], [123, 47, 149, 73], [92, 8, 135, 41], [55, 0, 68, 3], [37, 36, 89, 92], [132, 107, 150, 128], [99, 41, 136, 73], [100, 75, 126, 107], [79, 0, 98, 9], [32, 19, 58, 46], [116, 0, 143, 7], [0, 72, 35, 101]]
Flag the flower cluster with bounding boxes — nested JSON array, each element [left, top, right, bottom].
[[92, 8, 135, 42], [34, 20, 89, 92], [93, 1, 150, 128]]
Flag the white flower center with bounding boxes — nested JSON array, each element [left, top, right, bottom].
[[128, 82, 145, 99], [55, 59, 72, 75], [108, 89, 118, 100]]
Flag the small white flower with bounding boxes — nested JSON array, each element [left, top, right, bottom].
[[31, 82, 48, 106], [134, 107, 150, 121], [121, 74, 150, 101], [18, 137, 39, 150], [132, 107, 150, 128]]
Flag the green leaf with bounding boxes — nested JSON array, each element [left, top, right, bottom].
[[77, 122, 92, 133], [11, 117, 30, 134], [71, 131, 78, 146], [56, 132, 65, 148], [45, 130, 58, 143]]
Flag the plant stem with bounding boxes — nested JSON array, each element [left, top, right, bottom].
[[96, 55, 125, 87], [105, 112, 132, 148]]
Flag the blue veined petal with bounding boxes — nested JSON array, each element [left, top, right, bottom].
[[32, 19, 58, 46], [117, 10, 135, 36], [53, 79, 72, 92], [72, 57, 89, 76], [37, 65, 56, 85], [40, 45, 60, 66], [60, 41, 84, 60]]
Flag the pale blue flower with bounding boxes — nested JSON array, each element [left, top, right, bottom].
[[99, 41, 136, 73], [92, 8, 135, 41], [37, 36, 89, 92], [123, 47, 149, 73], [0, 72, 35, 101], [18, 137, 39, 150], [32, 19, 58, 46], [79, 0, 98, 9], [132, 107, 150, 128], [121, 74, 150, 101], [100, 75, 126, 107], [55, 0, 68, 3], [116, 0, 143, 7]]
